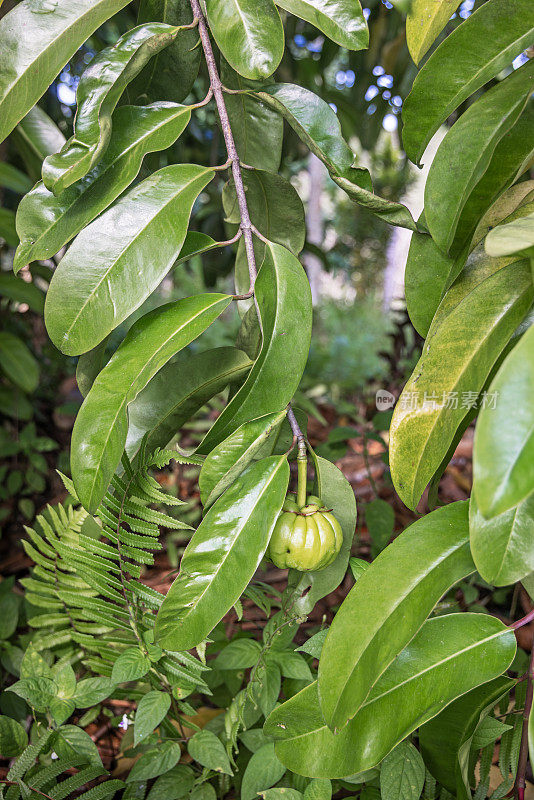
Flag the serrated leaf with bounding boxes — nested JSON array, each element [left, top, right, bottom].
[[111, 648, 151, 684], [266, 614, 516, 778], [45, 164, 214, 355], [74, 677, 115, 708], [155, 456, 289, 650], [71, 292, 231, 512], [318, 502, 474, 731], [275, 0, 367, 50], [187, 729, 233, 775], [0, 715, 28, 758], [380, 741, 425, 800]]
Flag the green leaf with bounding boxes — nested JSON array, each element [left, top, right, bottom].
[[71, 292, 230, 512], [268, 651, 312, 680], [0, 332, 39, 393], [204, 0, 284, 80], [419, 677, 514, 798], [289, 455, 356, 615], [390, 251, 533, 511], [146, 764, 195, 800], [471, 716, 512, 750], [8, 677, 56, 711], [188, 729, 233, 775], [0, 208, 18, 248], [74, 677, 115, 708], [469, 490, 534, 586], [402, 0, 534, 165], [198, 243, 312, 453], [155, 455, 289, 650], [0, 273, 45, 314], [111, 648, 151, 684], [54, 724, 103, 766], [303, 779, 332, 800], [473, 323, 534, 518], [424, 62, 534, 254], [222, 60, 283, 173], [199, 410, 286, 508], [0, 0, 131, 143], [406, 0, 461, 64], [126, 346, 252, 458], [485, 210, 534, 258], [76, 339, 110, 399], [253, 661, 282, 717], [42, 24, 179, 194], [0, 715, 28, 758], [215, 638, 262, 669], [127, 741, 182, 783], [241, 742, 286, 800], [317, 501, 474, 731], [275, 0, 368, 50], [260, 791, 303, 800], [0, 162, 32, 194], [45, 164, 214, 355], [131, 0, 200, 104], [14, 102, 191, 273], [223, 169, 306, 255], [330, 170, 419, 231], [365, 497, 394, 555], [134, 691, 171, 746], [265, 614, 516, 778], [380, 741, 425, 800], [11, 106, 66, 182], [296, 629, 328, 659]]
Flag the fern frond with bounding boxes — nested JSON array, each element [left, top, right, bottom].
[[149, 447, 204, 469], [7, 729, 53, 781]]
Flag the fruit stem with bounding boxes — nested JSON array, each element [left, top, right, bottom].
[[297, 452, 307, 509]]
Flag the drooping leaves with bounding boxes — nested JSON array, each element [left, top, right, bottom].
[[71, 293, 231, 512], [155, 455, 289, 650], [266, 614, 516, 778], [390, 251, 533, 511], [406, 0, 461, 64], [14, 103, 191, 272], [402, 0, 534, 165], [198, 242, 312, 453], [42, 24, 180, 194], [473, 323, 534, 518], [275, 0, 368, 50], [45, 164, 214, 355], [0, 0, 131, 143], [317, 501, 474, 731], [204, 0, 285, 80]]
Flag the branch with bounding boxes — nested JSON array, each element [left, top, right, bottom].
[[514, 643, 534, 800]]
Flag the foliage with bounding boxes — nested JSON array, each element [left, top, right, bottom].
[[0, 0, 533, 799]]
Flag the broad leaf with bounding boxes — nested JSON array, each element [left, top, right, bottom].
[[275, 0, 368, 50], [188, 730, 233, 775], [0, 716, 28, 758], [266, 614, 516, 778], [215, 639, 262, 669], [205, 0, 285, 80], [134, 691, 171, 746], [198, 243, 312, 453], [470, 490, 534, 586], [223, 169, 306, 255], [42, 24, 180, 194], [71, 293, 231, 512], [390, 251, 533, 511], [0, 0, 131, 143], [111, 647, 151, 684], [45, 164, 214, 355], [318, 501, 474, 731], [199, 411, 286, 508], [127, 741, 182, 783], [0, 273, 44, 314], [473, 323, 534, 517], [331, 171, 419, 231], [126, 346, 252, 458], [146, 765, 195, 800], [241, 743, 286, 800], [424, 62, 534, 253], [155, 455, 289, 650], [406, 0, 461, 64], [74, 677, 115, 708], [0, 332, 39, 393], [11, 106, 66, 182], [485, 210, 534, 258], [130, 0, 200, 104], [380, 741, 425, 800], [402, 0, 534, 165], [419, 677, 514, 798], [15, 103, 191, 273]]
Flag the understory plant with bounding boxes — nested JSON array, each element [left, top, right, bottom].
[[0, 0, 534, 799]]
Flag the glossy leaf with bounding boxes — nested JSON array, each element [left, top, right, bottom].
[[318, 501, 474, 731], [485, 210, 534, 258], [266, 614, 516, 778], [241, 743, 286, 800], [473, 323, 534, 518], [198, 243, 312, 453], [45, 164, 214, 355], [42, 24, 180, 194], [15, 103, 191, 273], [199, 411, 286, 508], [406, 0, 461, 64], [390, 252, 533, 511], [0, 0, 131, 143], [134, 691, 171, 746], [0, 332, 39, 393], [424, 61, 534, 253], [275, 0, 368, 50], [130, 0, 200, 104], [331, 171, 419, 231], [469, 490, 534, 586], [223, 169, 306, 255], [155, 456, 289, 651], [126, 347, 252, 458], [379, 741, 425, 800], [205, 0, 284, 80], [419, 677, 514, 798], [11, 106, 66, 182], [289, 454, 357, 615], [155, 456, 289, 650], [71, 293, 231, 512], [402, 0, 534, 165], [76, 339, 110, 399]]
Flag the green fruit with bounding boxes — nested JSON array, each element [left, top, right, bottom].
[[267, 494, 343, 571]]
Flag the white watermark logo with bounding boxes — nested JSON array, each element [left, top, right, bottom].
[[375, 389, 396, 410]]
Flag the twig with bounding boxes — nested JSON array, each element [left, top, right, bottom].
[[514, 643, 534, 800]]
